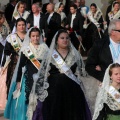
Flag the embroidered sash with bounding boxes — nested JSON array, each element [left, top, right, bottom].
[[10, 34, 20, 52], [88, 12, 100, 28], [52, 50, 80, 85], [25, 47, 41, 70], [108, 10, 120, 20], [107, 86, 120, 107]]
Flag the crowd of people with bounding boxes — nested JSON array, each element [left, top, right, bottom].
[[0, 0, 120, 120]]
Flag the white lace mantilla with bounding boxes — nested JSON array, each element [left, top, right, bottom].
[[23, 42, 48, 60]]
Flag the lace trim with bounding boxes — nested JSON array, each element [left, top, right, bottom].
[[23, 43, 48, 60], [7, 33, 23, 47], [107, 93, 120, 111], [51, 49, 76, 69]]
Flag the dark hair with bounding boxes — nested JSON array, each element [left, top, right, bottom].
[[113, 1, 120, 7], [0, 11, 4, 19], [90, 3, 97, 8], [15, 18, 26, 27], [109, 63, 120, 76], [10, 0, 17, 3], [17, 1, 25, 9], [70, 4, 77, 9], [59, 2, 64, 8], [29, 27, 41, 37], [55, 29, 69, 44]]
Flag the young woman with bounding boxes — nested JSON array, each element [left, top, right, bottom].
[[5, 18, 27, 96], [27, 29, 92, 120], [107, 1, 120, 25], [12, 1, 30, 33], [54, 2, 66, 28], [0, 10, 10, 110], [93, 63, 120, 120], [4, 27, 48, 120], [84, 3, 107, 52]]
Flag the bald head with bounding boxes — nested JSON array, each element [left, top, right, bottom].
[[46, 3, 54, 13]]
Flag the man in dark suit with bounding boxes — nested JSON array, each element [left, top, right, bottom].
[[85, 19, 120, 82], [45, 3, 61, 47], [65, 4, 83, 50], [42, 0, 53, 14], [27, 3, 47, 41], [5, 0, 17, 30]]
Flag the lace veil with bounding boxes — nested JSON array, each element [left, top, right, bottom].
[[10, 27, 43, 89], [26, 29, 87, 120], [92, 64, 113, 120]]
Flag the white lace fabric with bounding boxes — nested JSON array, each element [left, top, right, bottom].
[[93, 64, 120, 120]]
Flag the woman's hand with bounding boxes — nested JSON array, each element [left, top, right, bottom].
[[17, 82, 21, 90], [95, 65, 101, 71]]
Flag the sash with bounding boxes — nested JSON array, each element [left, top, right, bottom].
[[10, 34, 20, 52], [25, 47, 41, 70], [108, 10, 120, 20], [52, 50, 80, 85], [107, 86, 120, 106], [88, 11, 100, 28]]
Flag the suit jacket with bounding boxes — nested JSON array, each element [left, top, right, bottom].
[[26, 12, 47, 37], [106, 4, 112, 25], [5, 3, 15, 22], [85, 36, 113, 82], [66, 12, 83, 36], [42, 3, 49, 14], [45, 12, 61, 36]]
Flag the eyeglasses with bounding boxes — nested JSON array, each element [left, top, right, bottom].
[[113, 29, 120, 32]]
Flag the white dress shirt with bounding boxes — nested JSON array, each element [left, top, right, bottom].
[[70, 13, 76, 28], [34, 14, 40, 28], [47, 12, 54, 25]]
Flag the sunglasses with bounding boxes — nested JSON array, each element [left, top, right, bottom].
[[113, 29, 120, 32]]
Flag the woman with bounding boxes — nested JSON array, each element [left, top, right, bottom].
[[5, 18, 27, 96], [0, 10, 10, 110], [93, 63, 120, 120], [87, 3, 107, 38], [4, 27, 48, 120], [12, 1, 30, 33], [27, 29, 92, 120], [84, 3, 107, 52], [54, 2, 66, 28], [107, 1, 120, 25]]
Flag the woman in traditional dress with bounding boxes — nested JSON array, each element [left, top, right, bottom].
[[27, 29, 92, 120], [4, 27, 49, 120], [84, 3, 107, 52], [12, 1, 30, 33], [5, 18, 27, 96], [0, 10, 10, 110], [107, 1, 120, 26], [93, 63, 120, 120], [54, 2, 66, 28]]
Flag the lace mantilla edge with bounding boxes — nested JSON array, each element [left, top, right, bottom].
[[93, 89, 120, 120]]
